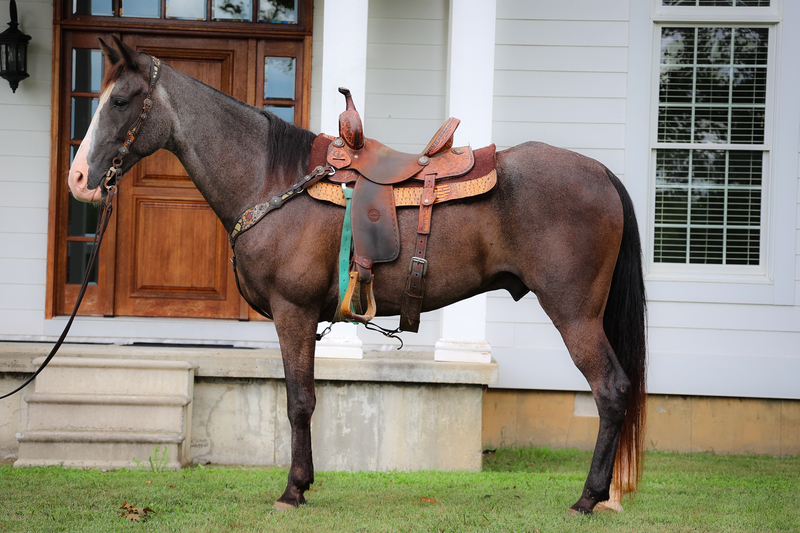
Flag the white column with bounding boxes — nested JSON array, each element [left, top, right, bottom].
[[434, 0, 496, 364], [315, 0, 370, 359]]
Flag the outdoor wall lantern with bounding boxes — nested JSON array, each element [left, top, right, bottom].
[[0, 0, 31, 93]]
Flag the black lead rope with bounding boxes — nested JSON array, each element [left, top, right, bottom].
[[0, 54, 161, 400], [0, 189, 116, 400]]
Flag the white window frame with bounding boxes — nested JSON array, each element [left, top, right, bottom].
[[624, 0, 798, 305]]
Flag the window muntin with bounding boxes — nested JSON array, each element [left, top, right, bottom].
[[653, 25, 768, 266]]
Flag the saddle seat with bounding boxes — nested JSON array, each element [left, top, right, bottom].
[[318, 88, 496, 332]]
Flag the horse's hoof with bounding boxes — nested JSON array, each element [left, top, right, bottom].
[[594, 500, 624, 513], [273, 501, 297, 512]]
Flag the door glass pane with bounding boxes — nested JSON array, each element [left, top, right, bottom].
[[213, 0, 252, 21], [263, 57, 295, 100], [71, 97, 99, 140], [121, 0, 161, 18], [258, 0, 297, 23], [264, 104, 294, 124], [167, 0, 207, 20], [73, 0, 113, 16], [67, 242, 98, 285], [72, 49, 104, 93], [68, 196, 98, 237]]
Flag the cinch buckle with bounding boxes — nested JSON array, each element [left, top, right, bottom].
[[409, 256, 428, 276]]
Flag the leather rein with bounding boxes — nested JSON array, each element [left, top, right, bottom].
[[0, 56, 162, 400]]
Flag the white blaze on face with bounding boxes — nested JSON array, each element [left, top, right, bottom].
[[67, 84, 114, 203]]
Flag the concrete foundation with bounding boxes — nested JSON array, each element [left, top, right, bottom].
[[0, 342, 497, 471]]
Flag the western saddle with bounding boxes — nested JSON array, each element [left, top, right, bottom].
[[307, 88, 497, 333]]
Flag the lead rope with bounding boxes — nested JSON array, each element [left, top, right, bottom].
[[0, 187, 117, 400], [0, 54, 161, 399]]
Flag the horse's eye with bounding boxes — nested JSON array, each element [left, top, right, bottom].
[[112, 98, 128, 109]]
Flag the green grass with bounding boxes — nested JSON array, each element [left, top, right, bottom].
[[1, 448, 798, 532]]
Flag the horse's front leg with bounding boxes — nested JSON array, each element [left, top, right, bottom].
[[271, 302, 319, 510]]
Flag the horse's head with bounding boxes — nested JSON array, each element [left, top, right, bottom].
[[68, 36, 165, 203]]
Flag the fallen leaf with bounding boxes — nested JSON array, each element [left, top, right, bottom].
[[169, 484, 176, 489], [145, 480, 152, 485], [118, 502, 155, 522], [421, 497, 436, 503]]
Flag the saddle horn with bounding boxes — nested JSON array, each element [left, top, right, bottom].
[[337, 87, 364, 150]]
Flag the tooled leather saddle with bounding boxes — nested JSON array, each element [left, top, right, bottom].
[[307, 88, 497, 332]]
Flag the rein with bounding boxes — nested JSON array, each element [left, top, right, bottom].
[[0, 55, 162, 400]]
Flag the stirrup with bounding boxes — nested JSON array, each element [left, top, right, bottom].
[[341, 271, 376, 323]]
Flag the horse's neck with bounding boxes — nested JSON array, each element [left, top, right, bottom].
[[164, 72, 293, 232]]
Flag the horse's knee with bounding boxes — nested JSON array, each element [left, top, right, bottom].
[[287, 390, 316, 425]]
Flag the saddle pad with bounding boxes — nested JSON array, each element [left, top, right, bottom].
[[308, 169, 497, 207]]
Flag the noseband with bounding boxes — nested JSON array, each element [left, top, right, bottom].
[[102, 55, 162, 194]]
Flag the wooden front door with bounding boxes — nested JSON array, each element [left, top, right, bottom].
[[113, 36, 249, 319]]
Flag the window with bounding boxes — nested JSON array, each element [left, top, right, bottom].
[[650, 0, 778, 268], [653, 26, 768, 265]]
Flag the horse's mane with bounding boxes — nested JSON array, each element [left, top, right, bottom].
[[259, 109, 318, 176]]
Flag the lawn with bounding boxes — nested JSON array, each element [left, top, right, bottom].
[[0, 447, 798, 532]]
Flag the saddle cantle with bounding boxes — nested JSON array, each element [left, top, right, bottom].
[[309, 88, 497, 332]]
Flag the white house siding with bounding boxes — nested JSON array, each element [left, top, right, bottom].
[[486, 0, 632, 391], [0, 0, 52, 338]]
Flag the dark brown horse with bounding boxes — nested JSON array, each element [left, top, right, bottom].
[[68, 38, 647, 515]]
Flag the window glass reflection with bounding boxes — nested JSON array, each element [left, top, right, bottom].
[[259, 0, 297, 23], [167, 0, 206, 20], [73, 0, 113, 16], [73, 49, 104, 93], [214, 0, 252, 21], [68, 195, 98, 237], [67, 241, 98, 284], [264, 105, 294, 124], [121, 0, 161, 18], [264, 57, 296, 100], [662, 1, 770, 5], [71, 97, 99, 140]]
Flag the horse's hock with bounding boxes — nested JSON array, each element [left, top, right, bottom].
[[1, 343, 497, 471]]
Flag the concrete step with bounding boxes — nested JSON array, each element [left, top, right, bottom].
[[24, 393, 191, 433], [32, 357, 196, 397], [15, 430, 186, 469], [15, 357, 196, 470]]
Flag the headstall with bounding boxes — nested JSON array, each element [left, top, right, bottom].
[[102, 55, 162, 194]]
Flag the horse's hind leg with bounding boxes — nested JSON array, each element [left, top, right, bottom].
[[270, 302, 319, 510], [555, 317, 631, 514]]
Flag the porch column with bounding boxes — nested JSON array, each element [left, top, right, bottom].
[[315, 0, 370, 359], [435, 0, 496, 364]]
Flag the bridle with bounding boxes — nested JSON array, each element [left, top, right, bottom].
[[0, 55, 163, 400], [103, 56, 162, 195]]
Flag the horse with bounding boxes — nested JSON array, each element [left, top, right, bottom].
[[67, 37, 647, 515]]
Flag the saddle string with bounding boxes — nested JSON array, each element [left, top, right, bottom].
[[0, 55, 162, 399]]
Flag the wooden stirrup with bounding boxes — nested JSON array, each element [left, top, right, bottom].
[[340, 271, 377, 323]]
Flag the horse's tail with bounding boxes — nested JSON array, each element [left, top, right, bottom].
[[603, 168, 647, 497]]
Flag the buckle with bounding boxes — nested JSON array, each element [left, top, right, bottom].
[[409, 256, 428, 276]]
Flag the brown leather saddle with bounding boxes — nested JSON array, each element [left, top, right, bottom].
[[310, 88, 497, 332]]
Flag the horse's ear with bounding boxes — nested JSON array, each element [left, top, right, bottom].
[[110, 35, 143, 72], [98, 38, 121, 65]]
